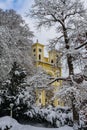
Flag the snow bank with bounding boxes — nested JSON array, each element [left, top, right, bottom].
[[0, 116, 73, 130], [0, 116, 20, 130]]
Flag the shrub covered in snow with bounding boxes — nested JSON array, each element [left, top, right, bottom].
[[79, 108, 87, 130], [24, 106, 73, 128]]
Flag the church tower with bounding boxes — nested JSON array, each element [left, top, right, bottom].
[[32, 40, 44, 64]]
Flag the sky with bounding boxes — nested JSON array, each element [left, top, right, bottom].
[[0, 0, 56, 45]]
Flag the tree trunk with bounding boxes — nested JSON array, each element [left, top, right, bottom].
[[71, 98, 79, 130], [62, 23, 74, 75], [72, 100, 79, 122], [67, 54, 74, 75], [62, 24, 79, 126]]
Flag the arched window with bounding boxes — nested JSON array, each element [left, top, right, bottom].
[[39, 98, 41, 103], [33, 48, 36, 52], [51, 59, 53, 63], [39, 54, 41, 60], [39, 48, 42, 52]]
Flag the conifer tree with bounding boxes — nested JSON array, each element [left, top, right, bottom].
[[0, 62, 35, 117]]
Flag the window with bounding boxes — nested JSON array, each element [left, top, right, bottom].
[[39, 48, 42, 52], [39, 98, 41, 103], [51, 59, 53, 63], [45, 99, 47, 102], [33, 48, 36, 52], [39, 54, 41, 60]]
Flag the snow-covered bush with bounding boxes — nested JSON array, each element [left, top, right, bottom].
[[79, 108, 87, 130], [24, 106, 73, 128]]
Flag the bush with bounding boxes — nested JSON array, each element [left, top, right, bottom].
[[24, 106, 73, 128]]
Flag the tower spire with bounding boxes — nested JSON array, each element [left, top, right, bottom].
[[36, 39, 38, 43]]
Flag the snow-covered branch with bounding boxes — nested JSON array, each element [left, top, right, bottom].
[[48, 76, 71, 85], [75, 41, 87, 50], [48, 73, 87, 85]]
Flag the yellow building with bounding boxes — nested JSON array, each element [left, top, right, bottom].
[[32, 40, 62, 107]]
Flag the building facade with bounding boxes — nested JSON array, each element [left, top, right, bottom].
[[32, 41, 62, 107]]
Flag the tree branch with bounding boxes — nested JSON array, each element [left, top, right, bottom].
[[50, 13, 64, 27], [75, 41, 87, 50], [48, 77, 71, 85], [48, 74, 87, 85]]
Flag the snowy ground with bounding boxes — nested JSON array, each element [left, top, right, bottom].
[[0, 116, 73, 130]]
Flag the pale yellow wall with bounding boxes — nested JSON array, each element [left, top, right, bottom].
[[48, 50, 57, 64], [43, 57, 49, 62], [36, 89, 46, 106]]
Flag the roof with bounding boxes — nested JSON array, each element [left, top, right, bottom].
[[32, 42, 44, 47], [48, 49, 59, 53]]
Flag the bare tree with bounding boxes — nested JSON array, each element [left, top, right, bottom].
[[29, 0, 87, 127]]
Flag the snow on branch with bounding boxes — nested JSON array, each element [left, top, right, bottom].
[[48, 77, 71, 85], [48, 74, 87, 85], [75, 40, 87, 50]]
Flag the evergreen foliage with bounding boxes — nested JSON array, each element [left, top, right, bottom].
[[0, 62, 35, 118]]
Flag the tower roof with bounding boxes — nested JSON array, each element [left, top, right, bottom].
[[32, 39, 44, 47]]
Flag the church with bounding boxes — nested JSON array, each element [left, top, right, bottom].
[[32, 40, 62, 107]]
